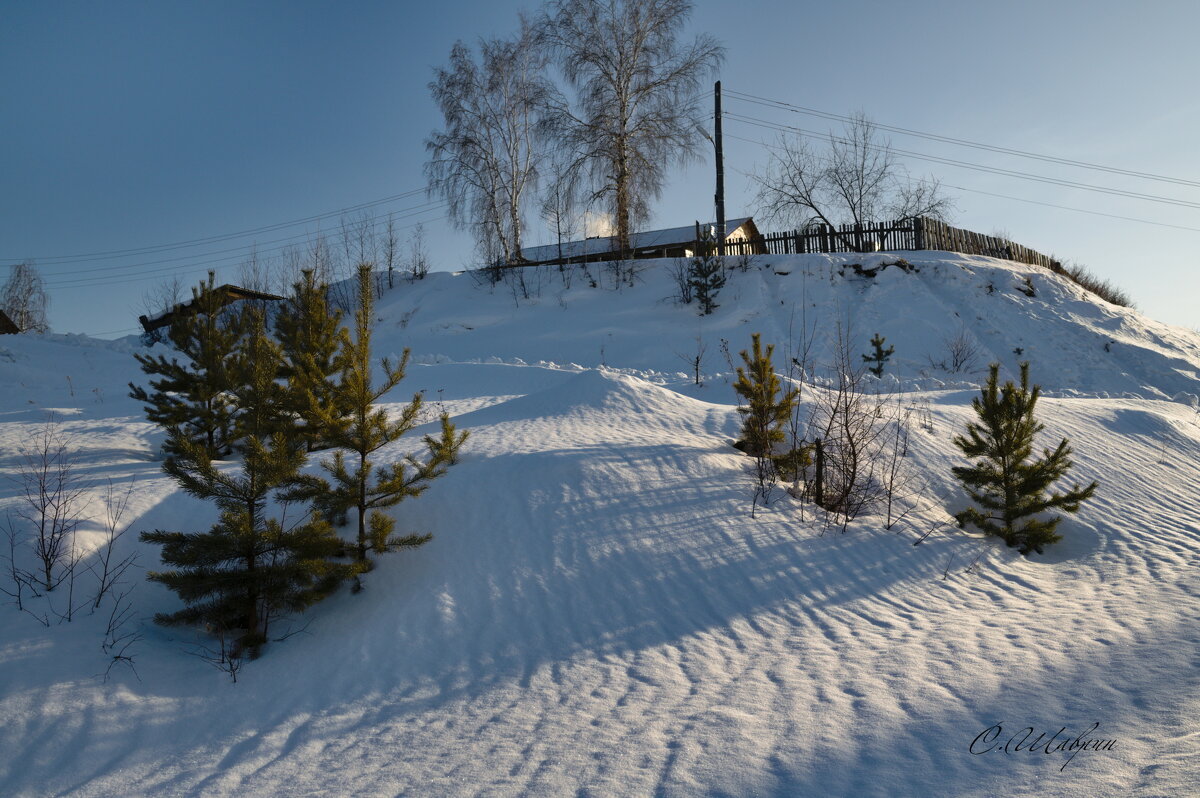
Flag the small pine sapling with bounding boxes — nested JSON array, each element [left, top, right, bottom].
[[734, 334, 800, 514], [862, 332, 894, 377], [291, 265, 467, 573], [687, 229, 726, 316], [733, 333, 799, 457], [951, 362, 1097, 555], [275, 269, 349, 451], [142, 308, 358, 659]]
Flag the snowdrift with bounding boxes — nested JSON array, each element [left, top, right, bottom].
[[0, 252, 1198, 797]]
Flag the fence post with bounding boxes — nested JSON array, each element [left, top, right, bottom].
[[814, 437, 824, 508]]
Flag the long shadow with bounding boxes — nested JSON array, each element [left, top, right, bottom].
[[225, 441, 928, 722]]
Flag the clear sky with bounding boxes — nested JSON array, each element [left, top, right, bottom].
[[4, 0, 1200, 336]]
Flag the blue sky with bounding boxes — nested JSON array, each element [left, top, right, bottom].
[[4, 0, 1200, 336]]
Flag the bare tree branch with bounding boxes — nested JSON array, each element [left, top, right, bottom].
[[753, 113, 954, 251]]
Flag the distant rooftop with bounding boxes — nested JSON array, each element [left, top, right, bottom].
[[520, 218, 755, 264], [139, 284, 284, 333]]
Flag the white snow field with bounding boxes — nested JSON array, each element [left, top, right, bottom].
[[1, 251, 1198, 797]]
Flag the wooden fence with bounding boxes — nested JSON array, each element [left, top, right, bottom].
[[913, 218, 1060, 270], [722, 217, 1060, 271]]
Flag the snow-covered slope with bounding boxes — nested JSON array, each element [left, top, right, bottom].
[[1, 253, 1198, 797]]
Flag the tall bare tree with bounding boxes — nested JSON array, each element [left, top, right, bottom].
[[754, 113, 952, 251], [2, 261, 50, 333], [427, 19, 556, 266], [540, 148, 583, 266], [542, 0, 723, 256]]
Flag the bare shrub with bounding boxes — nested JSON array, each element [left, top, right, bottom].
[[188, 623, 244, 683], [90, 479, 138, 610], [670, 257, 693, 305], [1060, 260, 1134, 308], [100, 589, 142, 682], [1, 517, 33, 611], [675, 334, 707, 386], [782, 305, 818, 514], [881, 405, 914, 529], [929, 326, 982, 374], [9, 416, 87, 593], [807, 323, 890, 526], [408, 223, 430, 282]]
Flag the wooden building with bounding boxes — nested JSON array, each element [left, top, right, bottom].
[[0, 309, 20, 335], [519, 217, 765, 266], [138, 284, 284, 334]]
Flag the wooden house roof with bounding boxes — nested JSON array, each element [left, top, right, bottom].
[[0, 309, 20, 335], [139, 284, 284, 333], [520, 217, 758, 265]]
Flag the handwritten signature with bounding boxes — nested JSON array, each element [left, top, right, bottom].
[[970, 722, 1117, 771]]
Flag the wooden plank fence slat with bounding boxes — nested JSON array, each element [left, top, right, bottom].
[[706, 216, 1058, 274]]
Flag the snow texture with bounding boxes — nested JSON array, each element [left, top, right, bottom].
[[0, 252, 1197, 796]]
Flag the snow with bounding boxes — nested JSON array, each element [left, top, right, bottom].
[[1, 251, 1198, 796]]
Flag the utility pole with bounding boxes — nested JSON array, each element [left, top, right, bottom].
[[714, 80, 725, 256]]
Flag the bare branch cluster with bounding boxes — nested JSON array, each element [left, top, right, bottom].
[[928, 325, 983, 375], [2, 418, 145, 676], [8, 417, 87, 593], [805, 323, 892, 526], [753, 113, 953, 251]]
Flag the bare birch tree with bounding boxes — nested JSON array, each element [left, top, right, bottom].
[[540, 148, 583, 268], [426, 19, 556, 266], [542, 0, 723, 256], [754, 113, 952, 251], [2, 261, 50, 333]]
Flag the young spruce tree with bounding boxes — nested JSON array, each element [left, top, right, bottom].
[[952, 362, 1097, 555], [295, 264, 468, 574], [141, 307, 358, 659], [862, 332, 894, 377], [687, 229, 726, 316], [734, 333, 799, 457], [734, 333, 800, 514], [275, 269, 349, 451], [129, 273, 244, 459]]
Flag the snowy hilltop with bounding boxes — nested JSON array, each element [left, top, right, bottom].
[[1, 251, 1198, 797]]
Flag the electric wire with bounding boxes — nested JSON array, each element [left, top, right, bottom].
[[4, 189, 432, 264], [45, 208, 448, 291], [724, 88, 1200, 190], [724, 111, 1200, 212], [724, 132, 1200, 235], [37, 198, 448, 282]]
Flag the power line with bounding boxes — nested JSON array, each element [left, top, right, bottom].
[[45, 209, 449, 291], [4, 189, 432, 265], [726, 132, 1200, 235], [927, 181, 1200, 235], [725, 112, 1200, 212], [84, 326, 143, 338], [37, 199, 447, 282], [723, 89, 1200, 191]]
